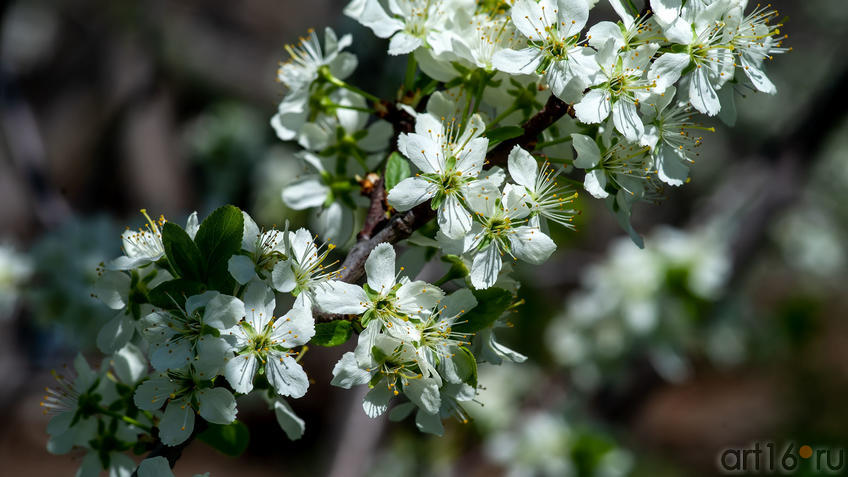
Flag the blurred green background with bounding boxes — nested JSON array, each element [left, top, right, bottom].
[[1, 0, 847, 475]]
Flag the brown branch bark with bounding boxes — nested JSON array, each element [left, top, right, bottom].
[[130, 421, 208, 476], [486, 94, 575, 168], [357, 175, 388, 241]]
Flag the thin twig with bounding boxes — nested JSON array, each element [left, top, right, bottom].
[[130, 420, 208, 476], [486, 94, 575, 168], [357, 175, 388, 241]]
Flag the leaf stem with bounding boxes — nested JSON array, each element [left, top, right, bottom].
[[404, 54, 418, 92], [321, 68, 381, 103], [535, 135, 573, 149], [487, 104, 520, 131], [98, 406, 154, 433]]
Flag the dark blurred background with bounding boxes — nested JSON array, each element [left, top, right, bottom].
[[2, 0, 848, 475]]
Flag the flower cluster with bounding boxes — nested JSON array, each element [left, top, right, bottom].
[[282, 0, 786, 252], [546, 225, 740, 390], [47, 207, 331, 475], [42, 0, 789, 474]]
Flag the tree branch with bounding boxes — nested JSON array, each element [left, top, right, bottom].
[[315, 93, 576, 324], [486, 94, 575, 168], [357, 174, 388, 241], [130, 421, 207, 476]]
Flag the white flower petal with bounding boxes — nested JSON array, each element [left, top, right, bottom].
[[227, 255, 256, 285], [689, 65, 721, 116], [271, 305, 315, 347], [363, 384, 393, 417], [159, 399, 195, 446], [588, 21, 625, 50], [224, 354, 258, 394], [741, 54, 776, 95], [440, 288, 477, 319], [396, 281, 445, 316], [583, 169, 610, 199], [575, 89, 612, 124], [197, 387, 237, 424], [150, 340, 192, 372], [649, 52, 690, 93], [112, 343, 148, 384], [194, 336, 232, 378], [415, 408, 444, 435], [612, 100, 644, 141], [273, 399, 305, 440], [557, 0, 590, 35], [511, 0, 556, 39], [330, 352, 372, 388], [403, 378, 441, 414], [388, 32, 423, 55], [397, 133, 441, 174], [509, 226, 557, 264], [243, 281, 275, 330], [355, 320, 381, 368], [507, 145, 538, 190], [438, 194, 473, 239], [137, 457, 174, 477], [282, 176, 330, 210], [360, 120, 393, 152], [387, 177, 437, 211], [267, 354, 310, 398], [463, 179, 499, 217], [491, 48, 542, 75], [359, 0, 404, 38], [134, 377, 180, 411], [656, 143, 690, 186], [97, 313, 134, 354], [314, 281, 369, 315], [455, 137, 488, 176], [571, 133, 602, 168], [650, 0, 682, 24], [365, 243, 397, 294], [204, 294, 245, 329], [313, 202, 353, 246], [470, 244, 502, 290], [77, 452, 102, 477], [271, 260, 297, 293], [94, 271, 130, 310]]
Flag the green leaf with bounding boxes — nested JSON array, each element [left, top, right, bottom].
[[457, 346, 478, 389], [385, 152, 411, 192], [372, 345, 389, 364], [162, 223, 205, 281], [453, 287, 514, 334], [194, 205, 244, 292], [197, 420, 250, 457], [147, 278, 207, 309], [311, 321, 353, 347], [485, 126, 524, 148]]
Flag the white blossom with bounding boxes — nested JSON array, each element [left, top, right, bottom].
[[314, 243, 445, 342], [222, 281, 314, 397], [492, 0, 600, 102], [134, 370, 237, 446], [507, 145, 578, 229]]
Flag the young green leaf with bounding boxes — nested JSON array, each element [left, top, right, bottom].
[[147, 278, 207, 309], [197, 421, 250, 457], [456, 346, 478, 388], [453, 287, 514, 334], [311, 320, 353, 347], [485, 126, 524, 148], [194, 205, 244, 292], [194, 205, 244, 273], [385, 152, 411, 192], [161, 223, 205, 281]]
